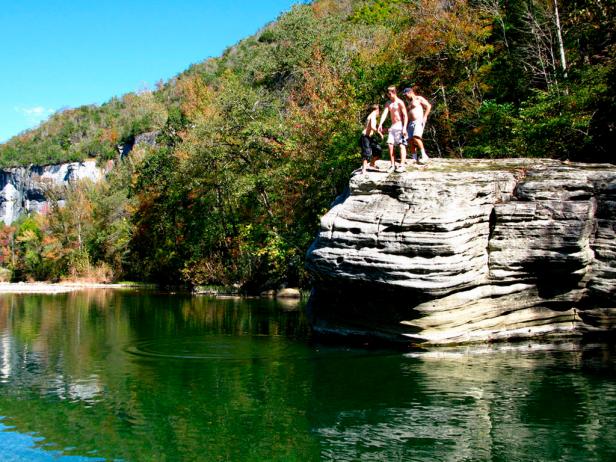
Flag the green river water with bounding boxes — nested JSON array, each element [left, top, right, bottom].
[[0, 290, 615, 461]]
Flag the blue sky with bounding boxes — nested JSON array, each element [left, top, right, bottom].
[[0, 0, 300, 142]]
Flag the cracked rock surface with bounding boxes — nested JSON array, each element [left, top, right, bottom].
[[305, 159, 616, 345]]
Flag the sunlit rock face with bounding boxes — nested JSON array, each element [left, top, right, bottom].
[[0, 160, 104, 225], [305, 159, 616, 345], [0, 131, 158, 225]]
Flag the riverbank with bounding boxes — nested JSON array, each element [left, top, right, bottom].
[[0, 282, 305, 298], [0, 282, 150, 294]]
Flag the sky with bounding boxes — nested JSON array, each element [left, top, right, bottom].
[[0, 0, 301, 142]]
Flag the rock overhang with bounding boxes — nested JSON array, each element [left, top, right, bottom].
[[306, 158, 616, 345]]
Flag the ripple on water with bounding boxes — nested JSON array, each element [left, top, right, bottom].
[[124, 335, 291, 361], [123, 335, 393, 362]]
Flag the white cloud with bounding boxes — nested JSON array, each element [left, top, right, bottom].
[[14, 105, 55, 124]]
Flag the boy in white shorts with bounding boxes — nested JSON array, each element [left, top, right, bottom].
[[378, 86, 408, 173]]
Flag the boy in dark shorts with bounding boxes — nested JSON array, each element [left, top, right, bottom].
[[359, 104, 383, 174]]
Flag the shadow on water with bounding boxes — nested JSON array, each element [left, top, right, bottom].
[[0, 291, 615, 461]]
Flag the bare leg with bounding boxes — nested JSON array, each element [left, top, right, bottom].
[[415, 137, 429, 163], [388, 144, 395, 168], [415, 137, 429, 158], [400, 145, 407, 165], [409, 141, 417, 161], [415, 137, 425, 152]]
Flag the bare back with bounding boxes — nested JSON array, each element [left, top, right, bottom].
[[363, 110, 378, 136]]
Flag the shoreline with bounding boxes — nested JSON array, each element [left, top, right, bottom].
[[0, 282, 149, 294], [0, 282, 306, 299]]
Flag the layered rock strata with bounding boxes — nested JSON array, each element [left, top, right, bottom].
[[305, 159, 616, 345]]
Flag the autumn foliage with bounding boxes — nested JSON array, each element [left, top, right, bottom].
[[0, 0, 613, 287]]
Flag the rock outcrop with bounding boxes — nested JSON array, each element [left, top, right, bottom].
[[0, 160, 105, 225], [305, 159, 616, 345], [0, 130, 158, 225]]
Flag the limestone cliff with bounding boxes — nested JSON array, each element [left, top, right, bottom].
[[0, 131, 157, 225], [305, 159, 616, 345], [0, 160, 105, 225]]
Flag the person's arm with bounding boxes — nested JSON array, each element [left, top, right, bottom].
[[401, 99, 408, 134], [420, 97, 432, 124], [373, 113, 384, 138], [378, 104, 389, 134], [370, 112, 383, 138]]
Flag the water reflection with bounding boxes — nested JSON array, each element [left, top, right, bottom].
[[310, 342, 616, 462], [0, 291, 615, 461]]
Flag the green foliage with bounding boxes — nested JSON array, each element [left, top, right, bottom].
[[0, 92, 167, 168], [87, 164, 134, 276], [11, 216, 50, 280], [464, 100, 518, 158], [351, 0, 409, 25], [1, 161, 134, 282], [516, 88, 593, 158], [128, 147, 185, 283]]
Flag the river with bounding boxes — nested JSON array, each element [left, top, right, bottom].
[[0, 290, 615, 461]]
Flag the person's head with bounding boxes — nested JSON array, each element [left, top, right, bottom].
[[387, 86, 397, 100], [402, 87, 415, 99], [370, 104, 380, 115]]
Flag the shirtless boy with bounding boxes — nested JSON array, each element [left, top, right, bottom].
[[359, 104, 383, 174], [402, 86, 431, 164], [378, 86, 408, 173]]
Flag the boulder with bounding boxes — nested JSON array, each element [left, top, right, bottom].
[[305, 159, 616, 345], [277, 288, 301, 299]]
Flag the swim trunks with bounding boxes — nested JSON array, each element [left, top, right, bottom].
[[387, 123, 407, 146], [360, 134, 382, 161], [408, 120, 425, 139]]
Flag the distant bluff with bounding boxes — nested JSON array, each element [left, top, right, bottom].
[[0, 132, 156, 225]]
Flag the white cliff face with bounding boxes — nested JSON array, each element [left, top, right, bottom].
[[1, 182, 20, 226], [0, 130, 157, 225], [0, 159, 105, 225], [305, 159, 616, 345]]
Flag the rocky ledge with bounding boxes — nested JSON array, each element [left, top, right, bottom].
[[305, 159, 616, 345]]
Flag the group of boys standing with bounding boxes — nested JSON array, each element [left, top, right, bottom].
[[360, 85, 431, 174]]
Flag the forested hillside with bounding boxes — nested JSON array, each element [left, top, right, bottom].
[[1, 0, 614, 288]]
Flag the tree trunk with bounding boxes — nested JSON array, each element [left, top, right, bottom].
[[553, 0, 567, 77]]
